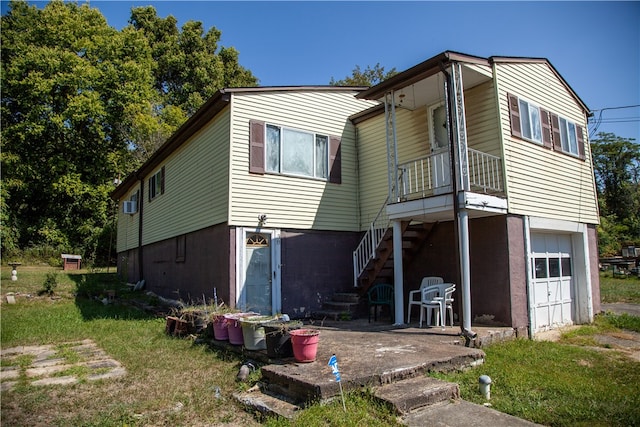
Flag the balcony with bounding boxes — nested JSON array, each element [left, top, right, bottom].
[[398, 148, 503, 201]]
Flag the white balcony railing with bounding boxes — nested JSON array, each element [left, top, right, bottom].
[[467, 148, 503, 193], [353, 197, 390, 287], [398, 148, 502, 199]]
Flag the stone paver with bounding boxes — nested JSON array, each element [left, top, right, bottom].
[[0, 339, 126, 391]]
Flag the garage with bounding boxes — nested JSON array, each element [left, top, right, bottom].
[[530, 233, 574, 332]]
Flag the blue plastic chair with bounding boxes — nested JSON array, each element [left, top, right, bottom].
[[367, 283, 394, 323]]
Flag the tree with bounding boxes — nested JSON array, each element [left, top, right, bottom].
[[590, 132, 640, 254], [1, 1, 258, 263], [126, 6, 258, 163], [1, 0, 155, 260], [330, 63, 397, 86]]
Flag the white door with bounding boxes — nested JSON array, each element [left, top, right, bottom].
[[429, 103, 452, 194], [237, 228, 281, 315], [531, 234, 574, 331]]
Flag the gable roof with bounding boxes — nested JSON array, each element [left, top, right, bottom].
[[111, 86, 367, 200], [356, 50, 590, 114]]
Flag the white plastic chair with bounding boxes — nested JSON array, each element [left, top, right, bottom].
[[419, 284, 442, 328], [407, 276, 444, 324], [437, 283, 456, 329]]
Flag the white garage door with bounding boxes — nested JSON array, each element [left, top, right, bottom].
[[531, 234, 574, 331]]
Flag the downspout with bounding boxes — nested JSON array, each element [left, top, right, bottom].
[[137, 176, 144, 281], [440, 61, 477, 341]]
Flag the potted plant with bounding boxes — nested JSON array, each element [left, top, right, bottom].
[[261, 318, 304, 358], [289, 328, 320, 362], [239, 315, 275, 350], [224, 312, 257, 345]]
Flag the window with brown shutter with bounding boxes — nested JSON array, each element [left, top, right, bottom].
[[576, 125, 585, 160], [508, 93, 521, 138], [551, 113, 562, 152], [329, 135, 341, 184], [540, 108, 553, 149], [249, 120, 266, 174]]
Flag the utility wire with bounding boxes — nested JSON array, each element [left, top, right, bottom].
[[588, 104, 640, 138]]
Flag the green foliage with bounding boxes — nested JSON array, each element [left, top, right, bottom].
[[1, 1, 258, 263], [591, 132, 640, 254], [330, 63, 397, 86], [39, 271, 59, 296]]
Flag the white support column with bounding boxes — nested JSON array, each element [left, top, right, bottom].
[[392, 220, 405, 325], [457, 201, 472, 331]]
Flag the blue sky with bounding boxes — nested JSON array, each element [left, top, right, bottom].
[[5, 1, 640, 142]]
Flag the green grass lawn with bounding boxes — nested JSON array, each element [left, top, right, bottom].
[[599, 269, 640, 303], [2, 267, 639, 426]]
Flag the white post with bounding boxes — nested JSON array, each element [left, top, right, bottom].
[[392, 220, 405, 325], [457, 204, 472, 331]]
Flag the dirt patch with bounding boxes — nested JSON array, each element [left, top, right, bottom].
[[593, 331, 640, 361], [1, 339, 126, 391]]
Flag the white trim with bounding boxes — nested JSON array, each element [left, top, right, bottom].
[[235, 227, 282, 315], [523, 216, 535, 338], [525, 216, 593, 334]]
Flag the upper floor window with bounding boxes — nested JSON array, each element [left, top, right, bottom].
[[266, 124, 328, 179], [558, 117, 579, 156], [518, 99, 543, 144], [249, 119, 342, 183], [508, 93, 585, 160], [148, 166, 165, 201]]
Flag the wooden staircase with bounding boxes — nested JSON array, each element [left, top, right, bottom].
[[356, 221, 436, 295]]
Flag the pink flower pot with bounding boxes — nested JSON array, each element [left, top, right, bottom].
[[212, 315, 229, 341], [289, 329, 320, 363]]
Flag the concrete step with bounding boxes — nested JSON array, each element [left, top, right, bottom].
[[311, 309, 350, 321], [321, 300, 359, 312], [373, 376, 460, 414], [402, 399, 542, 426], [331, 292, 360, 303], [234, 385, 300, 420]]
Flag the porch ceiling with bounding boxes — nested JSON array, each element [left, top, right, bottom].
[[390, 63, 492, 111]]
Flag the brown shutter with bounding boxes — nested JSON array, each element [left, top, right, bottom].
[[508, 94, 521, 138], [329, 135, 342, 184], [576, 125, 585, 160], [160, 166, 165, 194], [148, 177, 152, 202], [540, 108, 552, 149], [249, 120, 265, 174], [550, 113, 562, 151]]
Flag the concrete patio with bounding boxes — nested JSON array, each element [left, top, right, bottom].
[[202, 318, 539, 425]]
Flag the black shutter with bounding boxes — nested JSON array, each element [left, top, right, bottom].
[[249, 120, 265, 174], [160, 166, 165, 194], [329, 135, 342, 184], [508, 94, 521, 138]]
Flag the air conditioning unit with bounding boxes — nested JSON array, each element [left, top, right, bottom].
[[123, 201, 137, 214]]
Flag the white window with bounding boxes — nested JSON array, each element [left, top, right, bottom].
[[518, 99, 542, 143], [559, 117, 579, 156], [148, 167, 164, 200], [265, 124, 328, 179]]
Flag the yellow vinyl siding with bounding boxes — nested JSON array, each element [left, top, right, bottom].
[[229, 90, 377, 231], [356, 113, 389, 229], [116, 184, 140, 252], [356, 83, 501, 231], [142, 108, 231, 245], [464, 81, 501, 157], [494, 62, 599, 224]]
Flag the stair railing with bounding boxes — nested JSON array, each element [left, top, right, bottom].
[[353, 197, 390, 287]]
